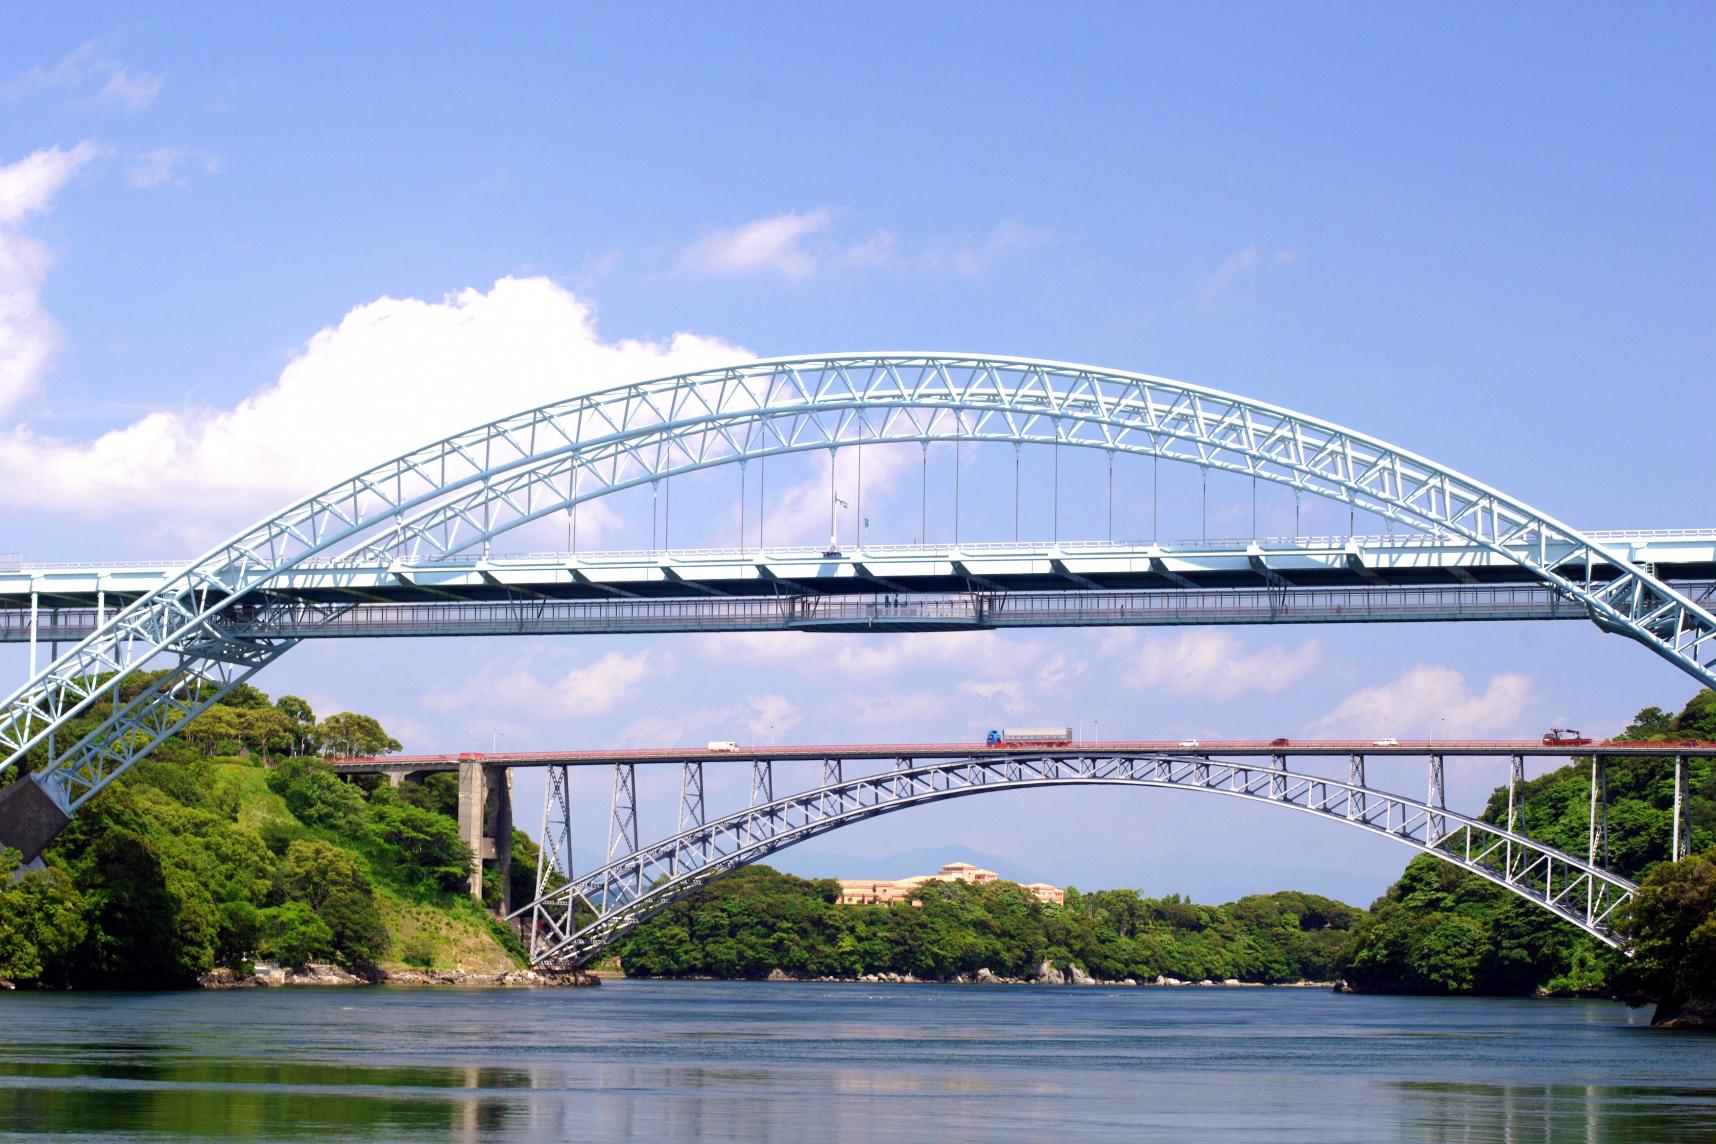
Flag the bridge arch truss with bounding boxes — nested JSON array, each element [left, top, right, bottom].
[[518, 751, 1637, 967], [2, 354, 1711, 851]]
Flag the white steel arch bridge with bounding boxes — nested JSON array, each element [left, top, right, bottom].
[[1, 353, 1710, 942], [510, 745, 1659, 966]]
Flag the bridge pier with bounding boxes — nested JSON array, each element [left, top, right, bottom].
[[1673, 755, 1689, 861], [1588, 757, 1608, 869], [457, 761, 514, 912]]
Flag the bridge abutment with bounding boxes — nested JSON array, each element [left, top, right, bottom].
[[0, 774, 70, 864]]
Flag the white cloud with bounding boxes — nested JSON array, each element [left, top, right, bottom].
[[0, 142, 102, 224], [10, 42, 163, 110], [699, 630, 1042, 679], [1306, 666, 1536, 739], [0, 142, 102, 416], [1196, 246, 1298, 304], [425, 648, 664, 720], [615, 692, 800, 748], [1117, 630, 1321, 699], [126, 147, 218, 190], [740, 440, 921, 548], [676, 210, 1047, 282], [1035, 652, 1082, 689], [678, 208, 835, 281], [848, 691, 955, 729], [920, 220, 1050, 279], [960, 679, 1026, 713], [0, 276, 747, 534], [741, 694, 801, 741]]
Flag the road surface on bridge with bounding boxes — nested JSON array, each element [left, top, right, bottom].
[[329, 736, 1714, 773], [7, 532, 1713, 644]]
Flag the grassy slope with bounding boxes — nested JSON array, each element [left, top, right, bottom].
[[210, 761, 518, 974]]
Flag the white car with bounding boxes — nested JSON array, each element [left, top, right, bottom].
[[1179, 739, 1201, 749], [1373, 738, 1400, 747]]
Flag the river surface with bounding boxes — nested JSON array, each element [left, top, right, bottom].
[[0, 981, 1711, 1142]]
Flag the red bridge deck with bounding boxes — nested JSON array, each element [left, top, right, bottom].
[[330, 737, 1716, 770]]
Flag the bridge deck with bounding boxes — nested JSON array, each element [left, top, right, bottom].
[[6, 533, 1713, 643], [329, 737, 1714, 773]]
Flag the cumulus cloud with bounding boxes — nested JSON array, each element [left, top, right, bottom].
[[425, 648, 665, 719], [0, 142, 102, 415], [676, 210, 1047, 282], [126, 147, 218, 189], [0, 143, 102, 224], [1117, 630, 1321, 699], [9, 42, 164, 110], [1306, 666, 1536, 739], [0, 276, 748, 533]]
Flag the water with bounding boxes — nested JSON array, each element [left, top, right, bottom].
[[0, 982, 1711, 1142]]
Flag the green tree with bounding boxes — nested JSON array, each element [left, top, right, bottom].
[[239, 706, 298, 759], [258, 901, 335, 970], [266, 758, 370, 835], [73, 829, 201, 986], [181, 706, 245, 756], [1620, 846, 1716, 1020], [279, 840, 386, 967], [0, 854, 87, 984], [315, 712, 402, 758], [276, 695, 318, 755], [1675, 691, 1716, 742], [369, 799, 471, 894]]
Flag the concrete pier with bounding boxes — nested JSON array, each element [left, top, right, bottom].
[[455, 761, 513, 911]]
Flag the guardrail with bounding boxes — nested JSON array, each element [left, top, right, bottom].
[[10, 528, 1713, 574]]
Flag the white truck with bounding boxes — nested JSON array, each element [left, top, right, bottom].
[[986, 726, 1074, 747], [706, 740, 740, 752]]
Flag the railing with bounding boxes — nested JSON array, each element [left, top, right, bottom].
[[11, 582, 1704, 644], [13, 527, 1712, 576]]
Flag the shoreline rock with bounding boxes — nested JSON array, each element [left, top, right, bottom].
[[1652, 996, 1716, 1029], [740, 965, 1340, 989], [197, 962, 599, 989]]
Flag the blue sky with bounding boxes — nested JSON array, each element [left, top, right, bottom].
[[3, 4, 1712, 903]]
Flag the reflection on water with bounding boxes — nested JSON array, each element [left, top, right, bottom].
[[1398, 1080, 1716, 1144], [0, 983, 1709, 1142]]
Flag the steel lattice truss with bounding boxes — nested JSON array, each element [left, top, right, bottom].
[[3, 353, 1712, 827], [517, 752, 1637, 967]]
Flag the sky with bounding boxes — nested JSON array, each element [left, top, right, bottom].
[[2, 3, 1712, 904]]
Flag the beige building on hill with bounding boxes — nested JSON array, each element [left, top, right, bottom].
[[837, 861, 1066, 907]]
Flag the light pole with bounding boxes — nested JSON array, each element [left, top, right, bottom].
[[829, 493, 849, 552]]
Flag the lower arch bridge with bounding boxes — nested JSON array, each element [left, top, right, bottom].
[[515, 751, 1635, 968]]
